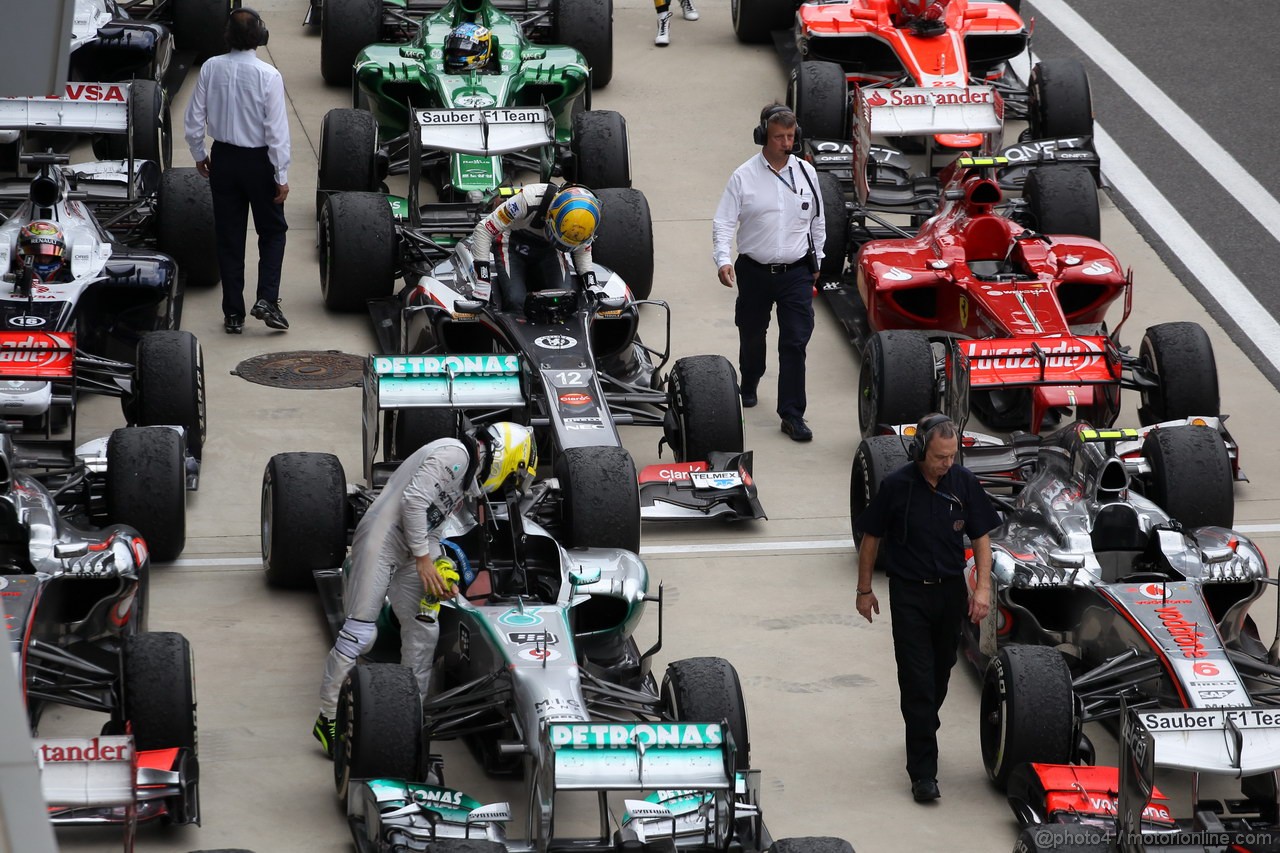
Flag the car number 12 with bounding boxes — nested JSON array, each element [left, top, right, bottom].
[[551, 371, 588, 387]]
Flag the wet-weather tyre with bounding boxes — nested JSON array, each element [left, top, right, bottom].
[[1137, 322, 1219, 425], [849, 435, 911, 563], [789, 61, 847, 141], [858, 330, 935, 436], [388, 409, 456, 461], [135, 331, 206, 459], [1028, 59, 1093, 141], [320, 192, 396, 311], [318, 109, 379, 214], [1024, 165, 1099, 240], [158, 168, 219, 287], [553, 0, 613, 88], [321, 0, 382, 87], [1142, 426, 1234, 529], [261, 453, 348, 589], [107, 427, 186, 562], [663, 657, 751, 770], [667, 356, 744, 463], [818, 171, 847, 279], [733, 0, 794, 43], [124, 632, 196, 752], [555, 446, 640, 552], [592, 188, 653, 300], [172, 0, 231, 59], [335, 663, 421, 800], [572, 110, 630, 189], [98, 80, 170, 167], [980, 644, 1075, 791]]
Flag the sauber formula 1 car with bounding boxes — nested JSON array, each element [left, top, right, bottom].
[[843, 154, 1219, 435], [852, 422, 1275, 803], [0, 426, 200, 828], [316, 0, 611, 90], [263, 433, 840, 853], [1008, 704, 1280, 853]]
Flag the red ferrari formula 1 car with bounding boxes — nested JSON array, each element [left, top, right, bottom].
[[851, 155, 1221, 435]]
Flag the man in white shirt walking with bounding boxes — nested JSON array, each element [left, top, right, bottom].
[[183, 7, 291, 334], [712, 104, 825, 442]]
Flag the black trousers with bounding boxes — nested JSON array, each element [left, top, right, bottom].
[[495, 231, 570, 313], [733, 257, 814, 420], [888, 574, 969, 783], [209, 141, 287, 318]]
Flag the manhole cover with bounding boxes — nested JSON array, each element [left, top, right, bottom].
[[232, 351, 365, 390]]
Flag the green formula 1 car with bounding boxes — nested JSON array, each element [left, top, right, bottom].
[[317, 0, 626, 211]]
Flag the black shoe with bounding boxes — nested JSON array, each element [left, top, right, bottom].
[[224, 314, 244, 334], [741, 388, 757, 408], [781, 417, 813, 442], [911, 778, 940, 803], [251, 298, 290, 330]]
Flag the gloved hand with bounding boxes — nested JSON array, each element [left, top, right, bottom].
[[417, 557, 460, 623], [472, 260, 492, 301]]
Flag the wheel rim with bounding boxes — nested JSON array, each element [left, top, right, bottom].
[[260, 475, 274, 566], [979, 672, 1007, 779], [858, 363, 877, 433]]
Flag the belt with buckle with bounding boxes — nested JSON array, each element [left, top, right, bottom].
[[741, 255, 805, 275], [896, 575, 962, 585]]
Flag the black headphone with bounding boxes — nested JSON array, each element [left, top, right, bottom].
[[231, 7, 270, 48], [908, 413, 954, 461], [753, 104, 803, 149]]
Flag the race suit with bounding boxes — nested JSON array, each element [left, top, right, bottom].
[[470, 183, 594, 312], [318, 438, 479, 717]]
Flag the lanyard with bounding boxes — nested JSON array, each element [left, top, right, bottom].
[[768, 162, 797, 194]]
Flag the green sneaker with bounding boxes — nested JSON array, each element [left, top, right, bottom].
[[313, 713, 337, 758]]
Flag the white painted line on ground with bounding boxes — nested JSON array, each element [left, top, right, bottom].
[[1029, 0, 1280, 237], [166, 523, 1280, 566]]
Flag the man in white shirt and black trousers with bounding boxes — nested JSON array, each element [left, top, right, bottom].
[[712, 104, 825, 442], [183, 7, 291, 334]]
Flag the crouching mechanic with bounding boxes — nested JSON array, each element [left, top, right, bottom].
[[313, 421, 538, 756], [470, 183, 602, 313]]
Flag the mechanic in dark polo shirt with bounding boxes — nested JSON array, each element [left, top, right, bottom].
[[853, 413, 1000, 804]]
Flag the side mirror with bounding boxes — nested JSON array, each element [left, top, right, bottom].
[[55, 542, 89, 559], [453, 299, 485, 315], [594, 296, 627, 313], [569, 565, 602, 586]]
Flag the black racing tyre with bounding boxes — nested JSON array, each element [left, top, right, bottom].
[[320, 192, 397, 311], [1012, 826, 1107, 853], [1023, 166, 1099, 241], [123, 632, 197, 752], [733, 0, 794, 44], [858, 330, 935, 436], [318, 109, 380, 217], [662, 657, 750, 770], [107, 427, 186, 563], [387, 409, 455, 461], [1003, 0, 1022, 13], [980, 644, 1075, 791], [1137, 322, 1220, 425], [1142, 426, 1234, 529], [322, 0, 382, 87], [97, 80, 170, 167], [173, 0, 231, 59], [261, 452, 348, 589], [849, 435, 910, 565], [335, 663, 422, 801], [552, 0, 613, 89], [1028, 59, 1093, 141], [135, 331, 206, 459], [667, 355, 744, 463], [157, 167, 219, 287], [555, 446, 640, 552], [592, 188, 654, 300], [572, 110, 631, 189], [817, 171, 848, 279], [770, 839, 856, 853], [789, 61, 847, 141]]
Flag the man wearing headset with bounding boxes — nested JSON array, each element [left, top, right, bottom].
[[183, 7, 291, 335], [712, 104, 824, 442], [313, 422, 537, 757], [853, 414, 1000, 804]]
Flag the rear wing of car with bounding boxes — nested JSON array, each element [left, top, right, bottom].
[[361, 353, 526, 483], [413, 107, 554, 157], [851, 85, 1004, 205], [0, 84, 130, 134]]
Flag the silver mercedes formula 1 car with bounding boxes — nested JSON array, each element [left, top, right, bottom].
[[852, 419, 1280, 813]]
